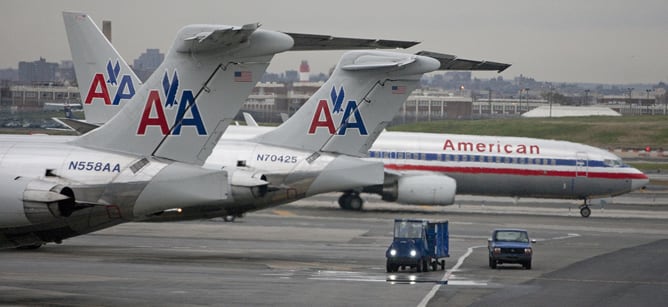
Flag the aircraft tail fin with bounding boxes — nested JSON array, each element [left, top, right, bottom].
[[256, 51, 510, 157], [66, 12, 294, 164], [63, 12, 142, 126], [255, 51, 439, 156], [242, 112, 259, 127]]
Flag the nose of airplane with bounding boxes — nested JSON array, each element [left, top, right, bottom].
[[631, 172, 650, 191]]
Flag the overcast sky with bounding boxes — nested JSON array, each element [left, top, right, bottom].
[[2, 0, 667, 84]]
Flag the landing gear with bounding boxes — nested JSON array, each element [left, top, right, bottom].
[[579, 199, 591, 218], [222, 213, 244, 222], [16, 243, 43, 250], [338, 192, 363, 211]]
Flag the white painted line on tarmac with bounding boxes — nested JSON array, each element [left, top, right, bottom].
[[417, 245, 485, 307]]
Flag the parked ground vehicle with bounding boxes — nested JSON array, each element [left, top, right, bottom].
[[385, 219, 449, 273], [488, 228, 535, 269]]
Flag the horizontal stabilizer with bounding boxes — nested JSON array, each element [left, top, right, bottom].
[[52, 118, 98, 134], [177, 23, 260, 53], [285, 32, 418, 50], [416, 51, 511, 72]]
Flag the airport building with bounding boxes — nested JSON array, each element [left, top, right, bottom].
[[0, 84, 80, 111]]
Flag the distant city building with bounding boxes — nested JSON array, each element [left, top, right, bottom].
[[18, 58, 58, 84], [132, 48, 164, 81], [0, 84, 79, 111], [57, 60, 76, 85], [0, 68, 18, 82]]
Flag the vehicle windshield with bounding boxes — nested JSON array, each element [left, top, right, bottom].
[[494, 230, 529, 243], [394, 221, 424, 238]]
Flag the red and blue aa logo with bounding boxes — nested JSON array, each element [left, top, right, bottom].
[[308, 86, 367, 135], [84, 60, 135, 105], [136, 70, 206, 136]]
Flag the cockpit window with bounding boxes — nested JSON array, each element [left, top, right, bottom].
[[604, 159, 625, 167]]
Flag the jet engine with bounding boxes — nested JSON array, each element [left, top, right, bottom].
[[0, 175, 76, 227], [229, 169, 270, 201], [382, 175, 456, 205]]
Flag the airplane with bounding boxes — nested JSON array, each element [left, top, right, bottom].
[[222, 117, 650, 218], [64, 13, 648, 219], [0, 12, 369, 249], [60, 12, 509, 224]]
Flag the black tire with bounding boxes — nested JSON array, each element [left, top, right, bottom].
[[16, 243, 42, 250], [440, 260, 446, 270], [338, 194, 352, 210], [580, 206, 591, 218], [348, 195, 363, 211], [431, 261, 438, 271], [416, 261, 423, 272], [489, 257, 497, 269], [524, 261, 532, 270], [422, 259, 429, 272], [386, 260, 393, 273]]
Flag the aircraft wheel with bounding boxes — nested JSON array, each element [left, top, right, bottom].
[[16, 243, 43, 250], [223, 215, 236, 222], [347, 194, 363, 211], [338, 194, 352, 210], [580, 206, 591, 218]]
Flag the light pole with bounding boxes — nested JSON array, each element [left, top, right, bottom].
[[487, 88, 492, 118], [646, 89, 652, 115], [525, 88, 530, 113], [628, 88, 634, 115], [584, 89, 590, 105], [549, 86, 554, 118]]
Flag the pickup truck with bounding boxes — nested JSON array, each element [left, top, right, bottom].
[[488, 228, 535, 270]]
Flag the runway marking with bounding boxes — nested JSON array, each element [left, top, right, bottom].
[[272, 210, 296, 217], [417, 244, 485, 307], [533, 277, 668, 286]]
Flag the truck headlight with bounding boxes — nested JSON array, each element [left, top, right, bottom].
[[524, 248, 532, 254], [410, 250, 417, 257], [493, 247, 501, 255], [390, 249, 397, 256]]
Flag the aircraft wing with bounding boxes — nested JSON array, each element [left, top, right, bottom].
[[285, 32, 419, 50], [416, 51, 511, 72]]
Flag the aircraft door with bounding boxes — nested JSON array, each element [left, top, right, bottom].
[[575, 152, 588, 177]]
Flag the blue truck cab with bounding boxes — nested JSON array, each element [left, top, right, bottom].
[[488, 228, 535, 270], [385, 219, 449, 273]]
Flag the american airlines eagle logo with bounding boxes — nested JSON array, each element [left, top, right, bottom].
[[308, 86, 368, 135], [136, 70, 206, 136], [84, 59, 136, 106]]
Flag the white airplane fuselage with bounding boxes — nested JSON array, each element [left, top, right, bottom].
[[0, 134, 382, 228], [0, 136, 236, 248], [369, 131, 648, 199]]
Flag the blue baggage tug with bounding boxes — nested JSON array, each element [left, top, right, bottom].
[[385, 219, 449, 273]]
